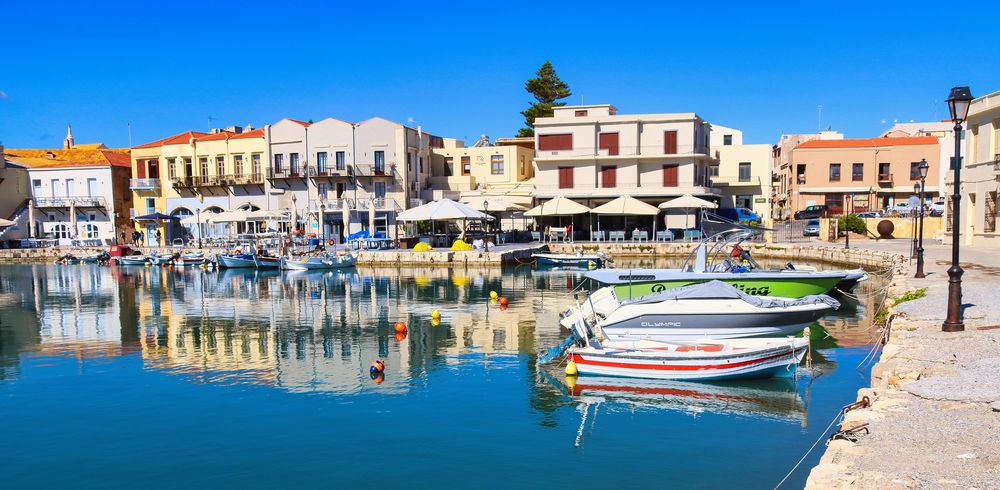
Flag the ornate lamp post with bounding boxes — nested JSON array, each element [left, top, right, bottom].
[[844, 193, 853, 249], [914, 159, 929, 278], [196, 207, 202, 249], [483, 199, 490, 253], [943, 86, 973, 332]]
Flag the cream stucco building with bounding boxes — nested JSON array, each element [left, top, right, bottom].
[[427, 136, 535, 208], [946, 89, 1000, 247], [710, 125, 773, 219]]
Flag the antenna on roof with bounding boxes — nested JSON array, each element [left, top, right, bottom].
[[817, 105, 823, 132], [207, 115, 217, 131], [128, 121, 132, 148]]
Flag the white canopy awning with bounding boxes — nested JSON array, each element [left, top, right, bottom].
[[0, 218, 15, 227], [590, 195, 659, 215], [246, 210, 285, 221], [460, 196, 526, 212], [397, 198, 492, 222], [659, 194, 718, 209], [206, 210, 249, 223], [179, 215, 201, 225], [524, 196, 590, 217]]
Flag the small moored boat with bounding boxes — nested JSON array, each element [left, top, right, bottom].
[[567, 337, 808, 381], [217, 253, 257, 268], [280, 253, 357, 271], [253, 254, 280, 269], [117, 254, 149, 266]]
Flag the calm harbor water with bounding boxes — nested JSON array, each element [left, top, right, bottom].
[[0, 259, 882, 489]]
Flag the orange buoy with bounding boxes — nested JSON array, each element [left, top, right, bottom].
[[370, 372, 385, 384], [394, 332, 407, 342], [393, 321, 407, 333], [499, 304, 508, 312], [370, 359, 385, 375], [498, 297, 508, 307]]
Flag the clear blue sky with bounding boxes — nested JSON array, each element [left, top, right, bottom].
[[1, 1, 997, 149]]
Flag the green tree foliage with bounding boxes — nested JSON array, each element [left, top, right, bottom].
[[838, 214, 867, 235], [517, 61, 572, 137]]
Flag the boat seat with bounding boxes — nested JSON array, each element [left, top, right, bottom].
[[675, 344, 725, 353]]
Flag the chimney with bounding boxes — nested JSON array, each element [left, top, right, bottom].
[[64, 125, 75, 149]]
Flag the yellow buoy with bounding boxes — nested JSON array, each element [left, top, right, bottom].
[[489, 290, 499, 300], [431, 318, 441, 327], [565, 375, 577, 391], [564, 360, 578, 376], [431, 309, 441, 319]]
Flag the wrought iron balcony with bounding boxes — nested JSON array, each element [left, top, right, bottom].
[[34, 196, 108, 208], [130, 178, 161, 191]]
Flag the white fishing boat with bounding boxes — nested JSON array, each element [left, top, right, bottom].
[[533, 252, 610, 269], [253, 254, 281, 269], [561, 280, 837, 341], [567, 337, 809, 381], [280, 253, 357, 271], [174, 252, 206, 267], [117, 254, 149, 266], [217, 253, 256, 268]]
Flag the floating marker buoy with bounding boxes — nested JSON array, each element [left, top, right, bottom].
[[431, 318, 441, 327], [498, 297, 508, 307], [489, 290, 499, 300], [393, 322, 407, 333], [587, 261, 595, 269], [370, 359, 385, 375], [565, 360, 578, 376], [565, 375, 577, 391], [499, 304, 508, 312], [370, 371, 384, 384], [489, 298, 498, 305], [394, 332, 407, 342], [431, 309, 441, 319]]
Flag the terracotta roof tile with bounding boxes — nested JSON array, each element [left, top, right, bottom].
[[797, 136, 939, 149], [286, 118, 312, 127], [133, 131, 210, 149], [4, 147, 131, 169]]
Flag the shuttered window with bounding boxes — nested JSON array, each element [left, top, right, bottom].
[[539, 134, 573, 151], [598, 132, 619, 156], [601, 166, 617, 188], [558, 167, 574, 189], [662, 165, 678, 187], [663, 131, 678, 154]]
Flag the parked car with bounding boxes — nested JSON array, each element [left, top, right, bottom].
[[717, 207, 762, 223], [885, 202, 914, 216], [794, 205, 829, 220], [856, 211, 882, 219], [930, 201, 945, 217], [803, 219, 820, 236]]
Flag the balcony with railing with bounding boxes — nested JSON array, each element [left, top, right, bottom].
[[268, 166, 308, 180], [878, 172, 893, 186], [711, 175, 761, 186], [536, 143, 715, 161], [354, 163, 396, 177], [796, 175, 806, 185], [130, 178, 161, 193], [225, 173, 265, 186], [34, 196, 108, 208], [307, 165, 349, 180]]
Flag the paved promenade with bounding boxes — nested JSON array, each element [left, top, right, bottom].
[[807, 237, 1000, 488]]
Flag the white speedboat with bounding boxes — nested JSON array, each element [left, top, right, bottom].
[[217, 253, 256, 268], [117, 254, 149, 266], [280, 253, 357, 271], [253, 254, 281, 269], [561, 280, 837, 341], [533, 252, 610, 269], [567, 337, 809, 381]]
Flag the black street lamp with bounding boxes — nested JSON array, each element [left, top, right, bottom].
[[196, 207, 202, 249], [943, 86, 973, 332], [483, 199, 490, 253], [844, 193, 853, 249], [915, 159, 929, 278]]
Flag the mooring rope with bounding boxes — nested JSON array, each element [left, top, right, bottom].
[[773, 409, 845, 489]]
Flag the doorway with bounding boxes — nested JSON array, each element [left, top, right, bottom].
[[966, 192, 976, 245]]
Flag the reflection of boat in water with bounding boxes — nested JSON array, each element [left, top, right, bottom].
[[280, 253, 357, 270], [558, 373, 807, 422], [533, 252, 609, 269]]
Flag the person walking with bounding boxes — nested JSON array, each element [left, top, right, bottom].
[[155, 230, 162, 247]]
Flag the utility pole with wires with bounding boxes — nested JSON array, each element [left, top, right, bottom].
[[817, 105, 823, 132], [207, 116, 217, 131], [127, 122, 132, 148]]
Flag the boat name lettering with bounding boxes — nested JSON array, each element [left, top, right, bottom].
[[732, 284, 770, 296], [639, 321, 681, 327], [651, 284, 666, 292]]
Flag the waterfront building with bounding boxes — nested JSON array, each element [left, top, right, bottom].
[[709, 125, 774, 219], [771, 131, 845, 219], [3, 130, 131, 244], [784, 135, 942, 215], [531, 104, 718, 230], [946, 89, 1000, 246], [131, 127, 267, 244], [427, 135, 535, 209], [0, 143, 32, 245], [267, 116, 442, 240], [883, 121, 958, 191]]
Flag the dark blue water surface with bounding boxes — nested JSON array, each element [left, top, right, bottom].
[[0, 260, 880, 489]]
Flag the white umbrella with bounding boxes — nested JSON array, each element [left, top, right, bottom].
[[179, 215, 200, 225], [524, 196, 590, 217], [591, 195, 660, 240], [659, 194, 717, 230], [0, 218, 15, 227], [70, 201, 78, 239], [342, 201, 351, 241], [397, 198, 491, 221], [27, 200, 35, 238], [369, 201, 376, 235], [591, 195, 659, 215], [206, 210, 249, 223]]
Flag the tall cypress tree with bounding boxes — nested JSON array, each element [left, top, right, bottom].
[[517, 61, 572, 137]]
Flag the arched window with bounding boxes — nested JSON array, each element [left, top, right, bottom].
[[81, 223, 99, 239], [53, 223, 70, 239]]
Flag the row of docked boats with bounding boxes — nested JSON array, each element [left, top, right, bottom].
[[546, 229, 866, 382], [111, 246, 357, 271]]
